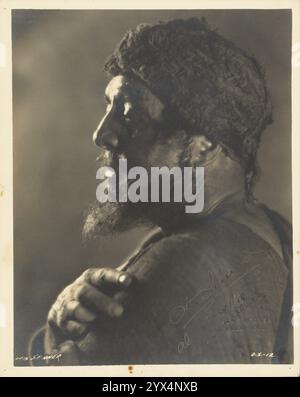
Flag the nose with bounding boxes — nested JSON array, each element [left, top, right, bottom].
[[93, 111, 119, 150]]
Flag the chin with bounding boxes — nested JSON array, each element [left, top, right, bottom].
[[82, 200, 153, 241]]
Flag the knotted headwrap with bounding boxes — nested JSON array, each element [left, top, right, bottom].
[[104, 18, 273, 196]]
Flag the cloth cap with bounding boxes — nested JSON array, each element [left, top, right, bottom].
[[104, 18, 273, 193]]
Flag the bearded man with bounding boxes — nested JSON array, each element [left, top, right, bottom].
[[29, 18, 293, 365]]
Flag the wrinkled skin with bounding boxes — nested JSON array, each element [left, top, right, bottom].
[[47, 75, 242, 360], [47, 267, 132, 337], [47, 76, 187, 356]]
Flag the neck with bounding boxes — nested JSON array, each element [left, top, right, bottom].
[[145, 152, 247, 234], [151, 189, 247, 235]]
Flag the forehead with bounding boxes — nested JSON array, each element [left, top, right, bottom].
[[105, 75, 165, 119]]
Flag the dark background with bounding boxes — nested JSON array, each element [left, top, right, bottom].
[[12, 9, 292, 359]]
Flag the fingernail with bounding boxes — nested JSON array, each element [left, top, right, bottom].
[[111, 304, 124, 317], [59, 341, 75, 352], [77, 325, 87, 335], [84, 312, 96, 322], [118, 273, 131, 287]]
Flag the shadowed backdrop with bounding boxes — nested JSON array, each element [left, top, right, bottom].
[[12, 9, 292, 359]]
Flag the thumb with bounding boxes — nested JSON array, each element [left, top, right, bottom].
[[57, 340, 81, 366]]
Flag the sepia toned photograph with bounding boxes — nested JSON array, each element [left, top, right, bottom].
[[1, 0, 299, 377]]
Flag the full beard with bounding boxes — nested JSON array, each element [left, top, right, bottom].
[[82, 149, 154, 241], [82, 200, 154, 241], [82, 134, 194, 241]]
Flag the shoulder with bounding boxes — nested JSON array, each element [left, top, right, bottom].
[[128, 216, 287, 282], [120, 217, 290, 363], [127, 216, 289, 335]]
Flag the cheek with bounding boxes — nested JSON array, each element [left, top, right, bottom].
[[147, 139, 185, 168], [123, 124, 158, 164], [146, 131, 188, 168]]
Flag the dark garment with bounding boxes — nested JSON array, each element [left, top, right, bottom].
[[29, 206, 293, 365]]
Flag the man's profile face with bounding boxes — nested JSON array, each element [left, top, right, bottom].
[[93, 75, 186, 171], [83, 75, 191, 239]]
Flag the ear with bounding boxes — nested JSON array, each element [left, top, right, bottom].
[[188, 135, 221, 166]]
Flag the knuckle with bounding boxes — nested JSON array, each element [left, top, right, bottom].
[[65, 322, 87, 338], [76, 283, 89, 301], [96, 268, 106, 279], [66, 300, 79, 317], [83, 287, 94, 302], [58, 285, 72, 302], [110, 268, 123, 279], [56, 311, 66, 329], [47, 307, 56, 323], [81, 268, 94, 281], [89, 268, 106, 285]]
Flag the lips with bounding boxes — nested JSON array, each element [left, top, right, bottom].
[[96, 150, 128, 173], [96, 149, 112, 163]]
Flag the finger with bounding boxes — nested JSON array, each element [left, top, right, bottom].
[[58, 340, 81, 365], [65, 300, 96, 323], [74, 283, 124, 318], [64, 320, 87, 338], [48, 306, 64, 330], [47, 289, 71, 326], [83, 268, 132, 289], [47, 306, 57, 324]]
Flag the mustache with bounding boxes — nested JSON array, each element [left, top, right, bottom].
[[96, 148, 133, 171], [96, 149, 119, 165]]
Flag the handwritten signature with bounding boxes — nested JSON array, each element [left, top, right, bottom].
[[15, 353, 62, 362], [169, 254, 266, 354], [170, 260, 263, 330], [177, 332, 191, 354]]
